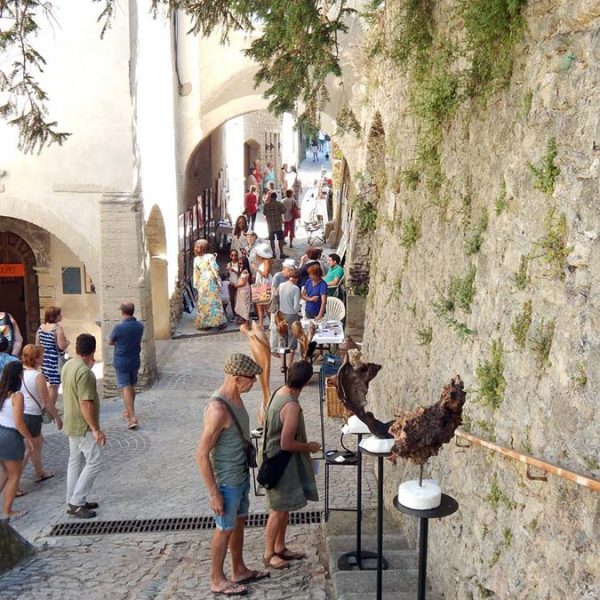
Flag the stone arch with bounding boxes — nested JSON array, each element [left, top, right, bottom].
[[244, 138, 261, 181], [146, 205, 170, 340], [0, 229, 40, 344], [184, 136, 212, 209]]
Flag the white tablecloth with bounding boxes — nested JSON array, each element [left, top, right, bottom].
[[302, 319, 345, 345]]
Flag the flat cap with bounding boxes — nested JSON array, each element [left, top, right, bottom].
[[224, 353, 263, 377]]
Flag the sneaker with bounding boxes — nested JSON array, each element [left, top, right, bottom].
[[67, 504, 97, 519], [84, 502, 99, 510]]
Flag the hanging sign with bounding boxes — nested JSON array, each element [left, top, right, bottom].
[[0, 264, 25, 277]]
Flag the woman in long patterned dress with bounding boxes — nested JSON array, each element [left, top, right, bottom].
[[35, 306, 69, 409], [193, 239, 227, 330]]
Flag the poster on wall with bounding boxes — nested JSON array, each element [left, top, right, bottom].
[[178, 213, 185, 251]]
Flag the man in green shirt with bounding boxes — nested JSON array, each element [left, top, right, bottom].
[[62, 333, 105, 519], [324, 253, 344, 295]]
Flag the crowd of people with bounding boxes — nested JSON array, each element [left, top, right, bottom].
[[0, 303, 144, 520]]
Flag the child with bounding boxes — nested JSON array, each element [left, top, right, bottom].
[[235, 257, 252, 325], [227, 249, 240, 318], [220, 274, 231, 321]]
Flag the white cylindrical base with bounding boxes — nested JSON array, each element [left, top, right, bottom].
[[398, 480, 442, 510], [359, 436, 395, 454]]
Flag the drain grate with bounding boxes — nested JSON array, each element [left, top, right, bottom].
[[48, 511, 322, 537]]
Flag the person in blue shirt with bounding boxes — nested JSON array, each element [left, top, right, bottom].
[[301, 265, 328, 320], [109, 303, 144, 430], [0, 335, 18, 376]]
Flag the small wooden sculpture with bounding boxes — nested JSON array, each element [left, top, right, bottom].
[[389, 375, 466, 465], [291, 320, 317, 360], [275, 311, 288, 339], [240, 321, 271, 424]]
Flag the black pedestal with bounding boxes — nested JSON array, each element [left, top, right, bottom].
[[394, 493, 459, 600]]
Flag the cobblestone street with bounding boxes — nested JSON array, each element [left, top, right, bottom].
[[1, 331, 377, 599]]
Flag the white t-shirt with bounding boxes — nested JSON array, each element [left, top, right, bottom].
[[21, 368, 42, 416], [0, 394, 17, 428]]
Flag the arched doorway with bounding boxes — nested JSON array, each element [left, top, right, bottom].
[[146, 205, 170, 340], [243, 139, 261, 184], [0, 232, 40, 344]]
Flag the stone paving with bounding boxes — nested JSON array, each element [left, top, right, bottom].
[[1, 330, 377, 599]]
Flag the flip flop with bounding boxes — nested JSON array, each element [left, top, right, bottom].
[[35, 473, 55, 483], [4, 510, 28, 521], [128, 419, 139, 430], [232, 570, 270, 585], [276, 547, 306, 560], [15, 489, 28, 497], [211, 583, 248, 597]]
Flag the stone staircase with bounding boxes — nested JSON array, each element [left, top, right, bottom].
[[324, 509, 443, 600]]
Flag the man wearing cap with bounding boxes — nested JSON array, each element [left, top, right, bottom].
[[245, 230, 261, 269], [196, 353, 269, 596], [269, 259, 296, 353], [263, 191, 287, 259]]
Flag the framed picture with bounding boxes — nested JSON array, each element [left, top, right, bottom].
[[84, 266, 96, 294], [62, 267, 82, 295], [178, 213, 185, 251]]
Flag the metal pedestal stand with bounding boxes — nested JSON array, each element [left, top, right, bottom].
[[278, 347, 291, 383], [337, 435, 388, 572], [358, 448, 392, 598], [393, 494, 459, 600]]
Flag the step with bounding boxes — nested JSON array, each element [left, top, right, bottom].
[[326, 533, 410, 554], [328, 548, 418, 573], [333, 569, 419, 595]]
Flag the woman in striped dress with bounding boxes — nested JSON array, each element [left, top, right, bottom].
[[35, 307, 70, 408]]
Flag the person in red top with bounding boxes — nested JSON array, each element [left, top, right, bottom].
[[244, 185, 258, 229]]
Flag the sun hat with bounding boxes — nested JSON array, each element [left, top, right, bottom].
[[224, 353, 263, 377], [282, 258, 297, 268], [255, 243, 273, 259], [245, 229, 257, 237]]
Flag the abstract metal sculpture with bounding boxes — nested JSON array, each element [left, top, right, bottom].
[[240, 321, 271, 424]]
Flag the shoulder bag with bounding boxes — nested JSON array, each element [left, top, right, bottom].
[[212, 397, 257, 469], [23, 377, 54, 424], [291, 200, 301, 220], [257, 391, 293, 490]]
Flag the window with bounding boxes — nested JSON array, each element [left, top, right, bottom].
[[62, 267, 82, 294]]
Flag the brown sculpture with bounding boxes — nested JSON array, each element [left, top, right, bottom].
[[389, 375, 466, 465], [336, 349, 393, 438], [291, 320, 317, 360], [240, 321, 271, 424], [275, 311, 288, 339]]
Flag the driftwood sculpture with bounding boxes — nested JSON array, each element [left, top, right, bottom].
[[389, 375, 466, 465], [240, 321, 271, 424], [291, 320, 317, 360], [336, 349, 393, 438], [275, 311, 288, 339]]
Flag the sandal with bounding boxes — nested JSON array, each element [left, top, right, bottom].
[[128, 418, 139, 430], [35, 473, 55, 483], [211, 582, 248, 597], [232, 569, 270, 584], [15, 489, 28, 497], [275, 547, 306, 560], [262, 553, 290, 570], [3, 509, 28, 521]]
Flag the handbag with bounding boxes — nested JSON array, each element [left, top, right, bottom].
[[23, 378, 54, 424], [251, 282, 272, 305], [291, 201, 301, 220], [212, 397, 257, 469], [268, 288, 280, 314], [256, 390, 293, 490]]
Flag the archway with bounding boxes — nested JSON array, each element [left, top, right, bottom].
[[0, 231, 40, 344], [146, 205, 170, 340]]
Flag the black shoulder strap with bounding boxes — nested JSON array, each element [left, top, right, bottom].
[[260, 386, 285, 455], [211, 396, 248, 443]]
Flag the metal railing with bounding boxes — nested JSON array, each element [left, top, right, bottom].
[[455, 430, 600, 493]]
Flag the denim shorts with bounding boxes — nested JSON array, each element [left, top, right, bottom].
[[214, 476, 250, 531], [115, 369, 138, 388]]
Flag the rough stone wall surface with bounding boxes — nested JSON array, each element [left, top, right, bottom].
[[339, 2, 600, 598]]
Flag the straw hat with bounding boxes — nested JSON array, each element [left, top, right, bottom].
[[255, 243, 273, 259]]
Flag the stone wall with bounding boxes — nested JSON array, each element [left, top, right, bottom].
[[338, 1, 600, 598]]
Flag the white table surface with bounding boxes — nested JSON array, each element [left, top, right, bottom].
[[301, 319, 345, 344]]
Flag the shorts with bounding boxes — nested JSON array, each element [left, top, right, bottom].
[[24, 413, 43, 438], [0, 425, 25, 461], [268, 230, 284, 241], [214, 476, 250, 531], [115, 369, 139, 388], [283, 220, 295, 238]]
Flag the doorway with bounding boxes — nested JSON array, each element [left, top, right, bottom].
[[0, 232, 40, 344]]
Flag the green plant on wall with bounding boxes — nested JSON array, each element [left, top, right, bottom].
[[357, 201, 378, 233], [448, 265, 477, 313], [416, 325, 433, 346], [336, 105, 363, 138], [530, 318, 555, 370], [495, 181, 508, 215], [402, 168, 421, 190], [476, 339, 505, 409], [571, 363, 587, 388], [511, 300, 532, 349], [485, 474, 516, 511], [529, 138, 560, 194], [536, 208, 571, 279], [390, 0, 434, 65], [514, 254, 529, 289], [465, 208, 489, 255], [400, 215, 421, 249]]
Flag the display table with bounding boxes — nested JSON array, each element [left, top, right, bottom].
[[301, 319, 345, 345], [393, 494, 459, 600]]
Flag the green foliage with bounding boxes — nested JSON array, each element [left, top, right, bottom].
[[416, 325, 433, 346], [336, 105, 362, 138], [530, 318, 555, 370], [522, 90, 533, 117], [534, 208, 571, 279], [522, 424, 532, 454], [357, 201, 378, 233], [350, 283, 369, 297], [400, 215, 421, 250], [390, 0, 433, 65], [583, 456, 599, 472], [458, 0, 527, 95], [486, 475, 516, 510], [465, 208, 489, 255], [448, 265, 477, 313], [571, 363, 587, 388], [502, 527, 513, 546], [495, 181, 508, 216], [416, 135, 445, 194], [474, 419, 496, 441], [511, 300, 532, 349], [432, 266, 476, 339], [476, 340, 505, 409], [529, 138, 560, 194], [402, 169, 421, 190], [514, 255, 529, 289]]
